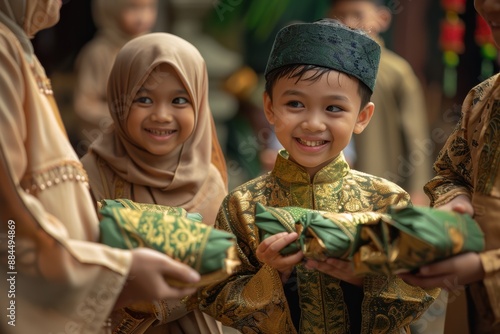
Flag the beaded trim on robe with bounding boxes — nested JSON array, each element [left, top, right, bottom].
[[31, 63, 53, 96], [21, 160, 89, 195]]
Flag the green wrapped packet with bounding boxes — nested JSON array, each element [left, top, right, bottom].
[[99, 198, 203, 222], [99, 199, 240, 288], [351, 206, 485, 276], [254, 203, 379, 260]]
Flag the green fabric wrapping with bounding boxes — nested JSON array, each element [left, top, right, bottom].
[[254, 203, 374, 260], [98, 199, 239, 286], [255, 203, 485, 276], [254, 203, 302, 255], [99, 198, 203, 222], [351, 206, 485, 276]]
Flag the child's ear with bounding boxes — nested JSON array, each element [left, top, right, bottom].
[[376, 7, 392, 33], [353, 102, 374, 134], [263, 91, 275, 125]]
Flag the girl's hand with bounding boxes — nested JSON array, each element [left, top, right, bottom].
[[256, 232, 304, 283], [305, 258, 363, 287]]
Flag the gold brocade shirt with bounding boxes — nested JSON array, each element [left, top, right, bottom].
[[199, 151, 438, 334], [425, 73, 500, 333]]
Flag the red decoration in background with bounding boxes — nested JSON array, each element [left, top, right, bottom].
[[475, 15, 494, 46], [475, 14, 498, 81], [439, 18, 466, 54], [439, 0, 466, 98], [440, 0, 466, 13]]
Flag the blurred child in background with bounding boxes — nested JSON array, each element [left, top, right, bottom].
[[73, 0, 158, 153]]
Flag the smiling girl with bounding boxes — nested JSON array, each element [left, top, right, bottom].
[[81, 32, 228, 333]]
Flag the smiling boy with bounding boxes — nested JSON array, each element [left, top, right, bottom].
[[199, 18, 437, 333]]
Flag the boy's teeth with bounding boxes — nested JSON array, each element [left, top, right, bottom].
[[298, 138, 325, 147]]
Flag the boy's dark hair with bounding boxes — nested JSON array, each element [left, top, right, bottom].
[[264, 64, 372, 110]]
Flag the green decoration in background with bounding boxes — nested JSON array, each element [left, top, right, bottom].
[[204, 0, 330, 73]]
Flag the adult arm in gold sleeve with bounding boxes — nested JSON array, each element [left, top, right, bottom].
[[413, 75, 500, 328], [424, 90, 477, 207]]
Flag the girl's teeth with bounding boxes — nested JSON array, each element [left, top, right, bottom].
[[149, 129, 172, 135]]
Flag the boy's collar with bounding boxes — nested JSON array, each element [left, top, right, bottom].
[[272, 150, 350, 184]]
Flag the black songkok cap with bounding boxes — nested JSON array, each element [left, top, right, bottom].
[[264, 18, 381, 92]]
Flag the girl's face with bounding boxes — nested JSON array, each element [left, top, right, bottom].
[[475, 0, 500, 47], [126, 63, 195, 156], [120, 0, 157, 36], [263, 69, 373, 178]]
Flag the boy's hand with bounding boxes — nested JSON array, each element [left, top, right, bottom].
[[114, 248, 201, 309], [436, 194, 474, 216], [398, 252, 485, 290], [256, 232, 304, 283], [305, 258, 363, 287]]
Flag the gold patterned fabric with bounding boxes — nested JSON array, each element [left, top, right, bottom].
[[255, 204, 377, 260], [99, 199, 240, 288], [424, 73, 500, 333], [255, 203, 484, 276], [352, 206, 484, 276], [199, 151, 439, 334]]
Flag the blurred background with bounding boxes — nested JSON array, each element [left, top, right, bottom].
[[35, 1, 491, 183], [34, 1, 496, 333]]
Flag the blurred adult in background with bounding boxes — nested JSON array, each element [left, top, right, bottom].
[[222, 66, 282, 190], [73, 0, 158, 155], [328, 0, 433, 206]]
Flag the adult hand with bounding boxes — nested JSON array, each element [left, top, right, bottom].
[[256, 232, 304, 283], [398, 252, 484, 290], [114, 248, 200, 309], [305, 258, 363, 287], [436, 194, 474, 216]]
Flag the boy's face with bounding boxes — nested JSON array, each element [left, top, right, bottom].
[[120, 0, 157, 36], [475, 0, 500, 47], [263, 69, 373, 177], [328, 0, 389, 37], [126, 63, 195, 156]]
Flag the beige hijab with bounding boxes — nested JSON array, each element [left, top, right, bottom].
[[0, 0, 60, 57], [88, 32, 227, 225]]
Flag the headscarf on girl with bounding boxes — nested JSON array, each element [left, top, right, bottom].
[[81, 33, 229, 332], [83, 32, 227, 226]]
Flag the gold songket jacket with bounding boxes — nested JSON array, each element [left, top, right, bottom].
[[199, 151, 438, 334]]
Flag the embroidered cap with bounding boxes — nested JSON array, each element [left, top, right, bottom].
[[264, 18, 381, 92]]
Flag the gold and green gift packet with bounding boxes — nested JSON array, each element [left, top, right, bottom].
[[255, 203, 485, 276], [98, 199, 240, 287]]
